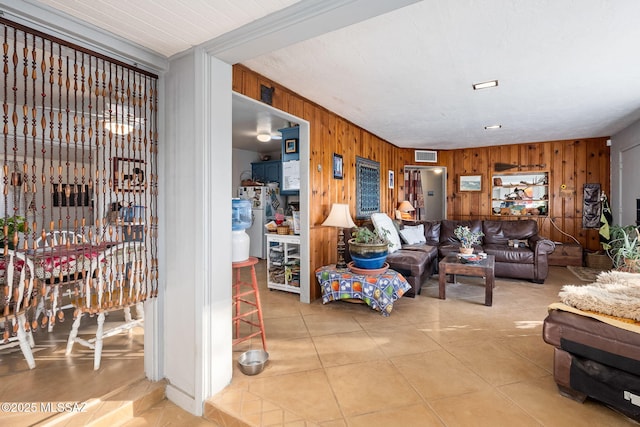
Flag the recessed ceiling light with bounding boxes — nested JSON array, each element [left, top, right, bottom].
[[484, 125, 502, 130], [256, 133, 271, 142], [473, 80, 498, 90]]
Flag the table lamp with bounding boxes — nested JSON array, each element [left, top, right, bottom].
[[321, 203, 356, 269], [398, 200, 415, 220]]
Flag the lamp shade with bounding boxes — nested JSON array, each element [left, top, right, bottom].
[[398, 200, 415, 213], [321, 203, 356, 228]]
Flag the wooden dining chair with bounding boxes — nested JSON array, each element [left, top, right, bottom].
[[33, 230, 90, 332], [66, 241, 147, 370], [35, 230, 86, 248], [0, 250, 37, 369]]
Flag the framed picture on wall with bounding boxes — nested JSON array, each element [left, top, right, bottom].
[[356, 156, 380, 219], [285, 138, 298, 154], [114, 157, 146, 192], [333, 153, 343, 179], [388, 170, 394, 189], [459, 174, 482, 192]]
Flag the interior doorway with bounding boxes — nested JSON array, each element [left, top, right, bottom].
[[619, 143, 640, 226], [404, 166, 447, 221]]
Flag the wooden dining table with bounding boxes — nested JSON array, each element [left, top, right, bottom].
[[21, 242, 115, 331]]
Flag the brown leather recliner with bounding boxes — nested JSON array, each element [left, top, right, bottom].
[[543, 308, 640, 421]]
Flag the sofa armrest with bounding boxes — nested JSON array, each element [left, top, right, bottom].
[[529, 235, 556, 255]]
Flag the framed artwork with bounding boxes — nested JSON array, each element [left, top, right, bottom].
[[356, 156, 380, 219], [459, 174, 482, 192], [52, 184, 91, 207], [333, 153, 343, 179], [114, 157, 146, 192], [388, 170, 394, 189], [284, 138, 298, 154]]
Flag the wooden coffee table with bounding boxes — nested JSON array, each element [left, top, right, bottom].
[[438, 254, 495, 306]]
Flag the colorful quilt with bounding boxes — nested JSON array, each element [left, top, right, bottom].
[[315, 265, 411, 316]]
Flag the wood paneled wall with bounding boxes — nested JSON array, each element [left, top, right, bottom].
[[233, 65, 610, 301], [433, 139, 610, 252]]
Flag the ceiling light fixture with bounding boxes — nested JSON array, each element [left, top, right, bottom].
[[105, 122, 134, 135], [473, 80, 498, 90], [256, 133, 271, 142], [484, 125, 502, 130]]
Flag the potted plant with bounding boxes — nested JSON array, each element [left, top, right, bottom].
[[454, 225, 484, 254], [604, 225, 640, 272], [348, 226, 390, 269], [0, 215, 28, 250]]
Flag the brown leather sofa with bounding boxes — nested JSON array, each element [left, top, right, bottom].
[[406, 219, 555, 283], [344, 217, 555, 298]]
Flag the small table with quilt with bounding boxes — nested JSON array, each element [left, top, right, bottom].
[[315, 264, 412, 316]]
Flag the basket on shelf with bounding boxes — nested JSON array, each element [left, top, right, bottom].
[[277, 225, 290, 235], [585, 251, 613, 270]]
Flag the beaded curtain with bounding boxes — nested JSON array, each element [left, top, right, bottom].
[[0, 19, 159, 299]]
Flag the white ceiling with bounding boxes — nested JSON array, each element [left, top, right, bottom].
[[20, 0, 640, 150]]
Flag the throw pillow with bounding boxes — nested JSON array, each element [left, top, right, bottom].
[[370, 213, 402, 253], [399, 224, 426, 245]]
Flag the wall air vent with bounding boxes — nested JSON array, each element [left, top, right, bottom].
[[414, 150, 437, 163]]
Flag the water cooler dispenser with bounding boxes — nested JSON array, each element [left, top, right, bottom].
[[232, 198, 252, 262]]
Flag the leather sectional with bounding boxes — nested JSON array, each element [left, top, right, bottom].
[[344, 218, 556, 297]]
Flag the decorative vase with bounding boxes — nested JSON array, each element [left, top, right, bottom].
[[459, 247, 474, 255], [348, 239, 388, 269]]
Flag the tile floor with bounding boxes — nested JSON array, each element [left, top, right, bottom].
[[1, 262, 637, 426], [0, 308, 148, 426], [205, 262, 638, 426]]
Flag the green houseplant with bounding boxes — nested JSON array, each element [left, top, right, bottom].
[[348, 226, 390, 269], [604, 225, 640, 271], [0, 215, 28, 249], [454, 225, 484, 254]]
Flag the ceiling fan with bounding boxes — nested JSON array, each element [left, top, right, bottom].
[[256, 130, 282, 142], [255, 111, 284, 142], [101, 104, 142, 135]]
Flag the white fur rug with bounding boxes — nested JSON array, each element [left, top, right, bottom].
[[559, 271, 640, 321]]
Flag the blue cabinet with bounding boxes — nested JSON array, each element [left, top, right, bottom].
[[280, 126, 299, 162], [251, 160, 281, 185]]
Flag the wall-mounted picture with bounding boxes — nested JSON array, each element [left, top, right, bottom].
[[284, 138, 298, 154], [52, 184, 91, 207], [333, 153, 343, 179], [459, 174, 482, 192], [114, 157, 146, 192], [356, 156, 380, 219], [388, 170, 394, 189]]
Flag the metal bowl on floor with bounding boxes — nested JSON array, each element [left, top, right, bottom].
[[238, 349, 269, 375]]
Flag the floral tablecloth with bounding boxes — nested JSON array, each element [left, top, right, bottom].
[[315, 265, 411, 316]]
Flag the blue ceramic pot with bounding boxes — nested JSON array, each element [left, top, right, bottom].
[[348, 239, 389, 269]]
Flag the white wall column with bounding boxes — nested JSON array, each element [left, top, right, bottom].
[[163, 48, 232, 415]]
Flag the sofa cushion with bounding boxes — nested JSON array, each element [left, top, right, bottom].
[[483, 220, 538, 245], [422, 221, 441, 243], [399, 224, 426, 244], [371, 213, 402, 253], [440, 220, 484, 245], [483, 244, 535, 264], [386, 249, 429, 278]]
